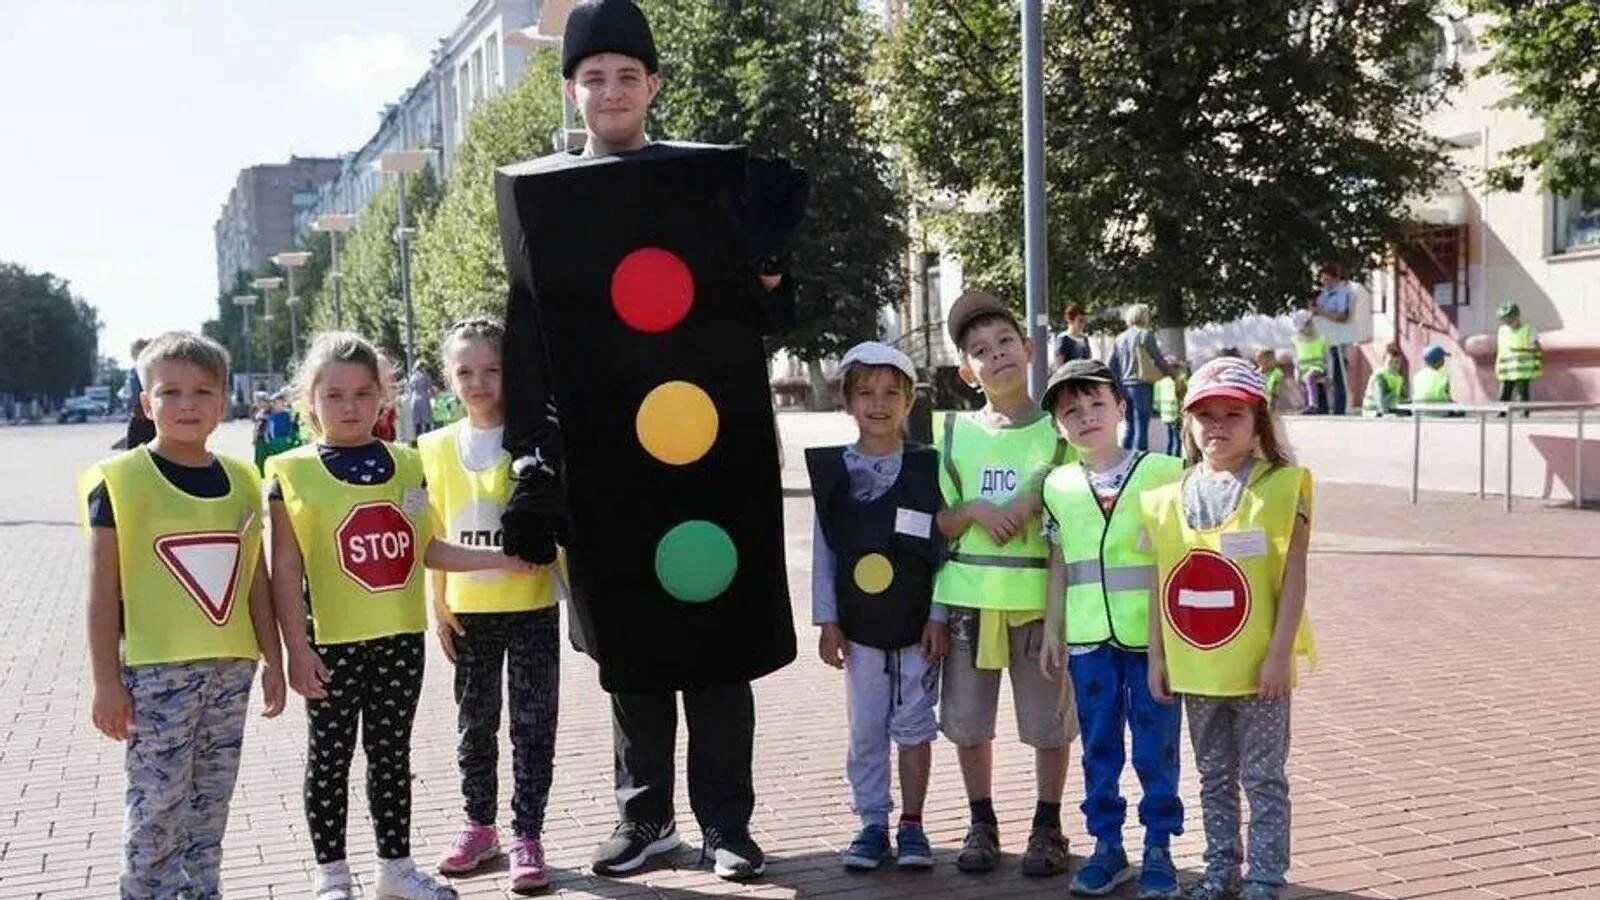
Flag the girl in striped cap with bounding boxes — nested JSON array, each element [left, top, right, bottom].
[[1137, 356, 1318, 900]]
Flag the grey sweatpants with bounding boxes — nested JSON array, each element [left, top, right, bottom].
[[845, 640, 939, 827], [1185, 694, 1292, 893]]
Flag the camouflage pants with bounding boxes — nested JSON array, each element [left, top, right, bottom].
[[121, 659, 255, 900]]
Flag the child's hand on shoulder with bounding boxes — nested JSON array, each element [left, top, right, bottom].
[[260, 664, 286, 718], [1257, 647, 1293, 700], [818, 623, 846, 670], [91, 680, 134, 741], [288, 645, 330, 700], [921, 621, 949, 664]]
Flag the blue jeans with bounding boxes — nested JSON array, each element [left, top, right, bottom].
[[1067, 646, 1184, 848], [1122, 382, 1156, 451], [1327, 344, 1347, 415], [1164, 422, 1182, 457]]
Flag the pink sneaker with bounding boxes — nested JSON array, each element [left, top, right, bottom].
[[509, 836, 550, 891], [437, 823, 500, 875]]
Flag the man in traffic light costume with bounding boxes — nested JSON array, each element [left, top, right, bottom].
[[495, 0, 807, 882]]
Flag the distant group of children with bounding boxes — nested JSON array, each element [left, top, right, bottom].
[[86, 323, 552, 900], [806, 289, 1317, 900]]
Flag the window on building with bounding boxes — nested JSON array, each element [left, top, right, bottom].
[[486, 33, 501, 94], [1554, 191, 1600, 255], [458, 63, 471, 136], [471, 48, 484, 107]]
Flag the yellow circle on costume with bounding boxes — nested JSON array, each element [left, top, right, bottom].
[[853, 553, 895, 594], [636, 381, 719, 465]]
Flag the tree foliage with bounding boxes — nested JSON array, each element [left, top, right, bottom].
[[1472, 0, 1600, 194], [412, 51, 563, 363], [0, 262, 100, 397], [331, 169, 441, 368], [649, 0, 907, 361], [885, 0, 1455, 332]]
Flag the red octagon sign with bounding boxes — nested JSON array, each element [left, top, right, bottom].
[[337, 501, 417, 593], [1162, 549, 1252, 650]]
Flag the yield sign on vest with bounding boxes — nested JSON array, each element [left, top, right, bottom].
[[1162, 549, 1251, 650], [337, 501, 417, 593], [155, 531, 243, 625]]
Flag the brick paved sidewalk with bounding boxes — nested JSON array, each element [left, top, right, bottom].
[[1, 420, 1596, 898]]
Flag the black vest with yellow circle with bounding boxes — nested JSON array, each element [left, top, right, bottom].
[[805, 444, 941, 650]]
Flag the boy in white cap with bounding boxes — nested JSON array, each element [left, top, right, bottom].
[[806, 341, 948, 872]]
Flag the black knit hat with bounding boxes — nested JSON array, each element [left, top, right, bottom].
[[562, 0, 659, 78]]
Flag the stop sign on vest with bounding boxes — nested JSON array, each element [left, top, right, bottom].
[[1162, 549, 1251, 650], [337, 501, 417, 592]]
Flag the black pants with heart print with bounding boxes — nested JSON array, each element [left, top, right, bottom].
[[304, 632, 425, 863]]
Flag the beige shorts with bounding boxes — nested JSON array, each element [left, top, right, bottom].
[[939, 607, 1078, 749]]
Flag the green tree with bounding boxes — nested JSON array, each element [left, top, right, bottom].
[[885, 0, 1455, 341], [333, 169, 441, 367], [0, 262, 100, 398], [1471, 0, 1599, 194], [649, 0, 907, 364], [413, 51, 563, 362]]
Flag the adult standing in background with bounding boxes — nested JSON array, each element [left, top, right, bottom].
[[407, 362, 435, 438], [1106, 304, 1175, 451], [1311, 262, 1370, 416], [1052, 305, 1093, 368]]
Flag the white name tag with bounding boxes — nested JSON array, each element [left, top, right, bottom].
[[1178, 589, 1237, 609], [1220, 529, 1268, 560], [895, 507, 933, 539], [402, 487, 429, 516]]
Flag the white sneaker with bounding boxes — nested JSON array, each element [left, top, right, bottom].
[[375, 858, 459, 899], [314, 859, 354, 900]]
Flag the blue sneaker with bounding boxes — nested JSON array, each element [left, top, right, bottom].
[[1138, 846, 1180, 899], [894, 823, 934, 869], [842, 824, 891, 871], [1070, 840, 1133, 895]]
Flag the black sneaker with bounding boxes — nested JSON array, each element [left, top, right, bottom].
[[701, 826, 766, 881], [591, 820, 681, 876]]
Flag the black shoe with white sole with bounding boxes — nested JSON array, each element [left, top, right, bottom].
[[592, 820, 681, 876], [701, 826, 766, 881]]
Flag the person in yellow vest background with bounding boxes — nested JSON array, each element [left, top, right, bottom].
[[1153, 356, 1187, 458], [1361, 344, 1409, 418], [1290, 310, 1329, 415], [1495, 302, 1542, 412], [81, 331, 286, 899], [933, 291, 1077, 878], [419, 319, 562, 892], [1037, 359, 1185, 899], [1140, 357, 1317, 900], [266, 330, 538, 900]]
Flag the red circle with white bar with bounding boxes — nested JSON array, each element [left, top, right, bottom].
[[1162, 549, 1251, 649]]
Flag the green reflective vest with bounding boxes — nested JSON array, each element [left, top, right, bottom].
[[1043, 451, 1183, 649], [1153, 377, 1179, 423], [1413, 366, 1451, 403], [1496, 324, 1542, 381], [1362, 370, 1406, 417], [1293, 334, 1329, 374], [934, 411, 1072, 611]]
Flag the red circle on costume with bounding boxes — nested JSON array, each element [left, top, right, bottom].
[[611, 248, 694, 333], [1162, 549, 1251, 650]]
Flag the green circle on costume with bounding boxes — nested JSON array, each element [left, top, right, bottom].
[[853, 553, 894, 594], [655, 520, 738, 603]]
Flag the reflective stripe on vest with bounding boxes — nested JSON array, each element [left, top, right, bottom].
[[417, 423, 555, 614], [80, 448, 264, 665], [1293, 334, 1328, 372], [934, 411, 1070, 610], [1154, 377, 1179, 422], [266, 443, 432, 645], [1043, 451, 1182, 648], [1496, 324, 1541, 380], [1140, 464, 1318, 696]]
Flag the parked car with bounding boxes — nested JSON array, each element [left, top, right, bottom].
[[57, 396, 108, 423]]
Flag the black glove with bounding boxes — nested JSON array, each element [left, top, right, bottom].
[[734, 157, 810, 273], [501, 451, 565, 565]]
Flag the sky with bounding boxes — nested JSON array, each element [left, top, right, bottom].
[[0, 1, 472, 364]]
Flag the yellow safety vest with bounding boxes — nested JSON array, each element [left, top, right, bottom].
[[1153, 377, 1180, 423], [1293, 334, 1328, 374], [1412, 366, 1451, 403], [267, 443, 433, 645], [934, 411, 1072, 611], [1362, 370, 1405, 417], [417, 423, 555, 614], [1496, 324, 1541, 381], [1140, 463, 1318, 697], [79, 448, 263, 665], [1043, 452, 1183, 649]]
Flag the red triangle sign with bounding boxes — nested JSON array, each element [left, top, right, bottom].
[[154, 531, 243, 625]]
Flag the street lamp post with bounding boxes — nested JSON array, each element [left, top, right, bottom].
[[232, 293, 258, 397], [374, 150, 433, 375], [1021, 0, 1049, 398], [313, 214, 356, 328], [507, 0, 582, 151], [252, 276, 284, 379], [272, 251, 312, 365]]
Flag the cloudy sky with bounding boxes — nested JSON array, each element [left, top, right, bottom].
[[1, 1, 468, 363]]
